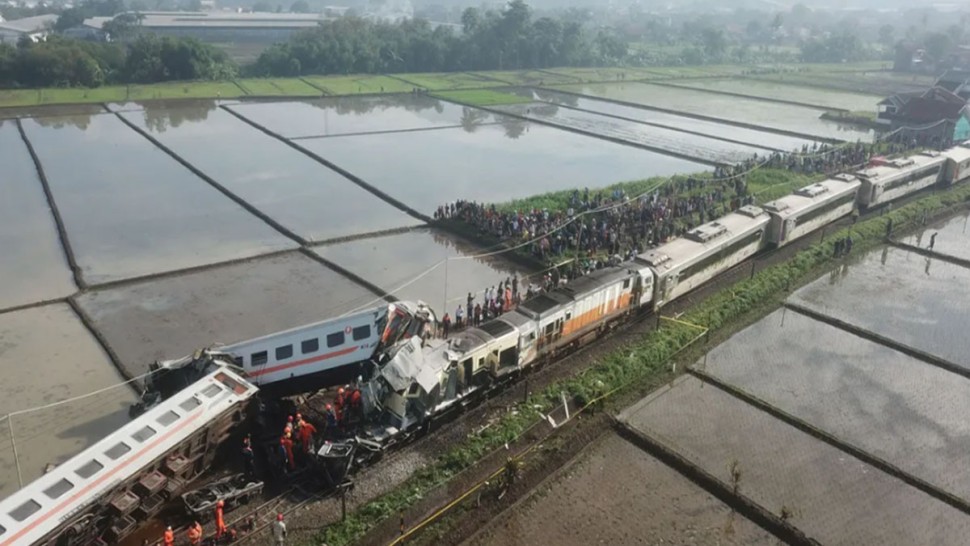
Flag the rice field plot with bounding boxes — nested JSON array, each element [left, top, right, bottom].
[[541, 66, 661, 83], [0, 86, 128, 107], [234, 78, 321, 96], [473, 69, 580, 86], [673, 78, 882, 112], [752, 70, 936, 96], [433, 89, 532, 106], [389, 72, 501, 90], [302, 74, 414, 95], [900, 210, 970, 262], [126, 81, 247, 101]]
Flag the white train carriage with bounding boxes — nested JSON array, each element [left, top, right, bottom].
[[855, 151, 945, 208], [215, 301, 433, 395], [763, 174, 861, 247], [637, 205, 769, 310], [941, 143, 970, 185], [0, 368, 258, 546]]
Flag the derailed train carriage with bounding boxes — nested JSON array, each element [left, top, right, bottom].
[[6, 143, 970, 545]]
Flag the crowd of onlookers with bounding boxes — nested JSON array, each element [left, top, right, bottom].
[[434, 141, 918, 265]]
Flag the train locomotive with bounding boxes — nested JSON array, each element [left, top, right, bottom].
[[3, 141, 970, 546]]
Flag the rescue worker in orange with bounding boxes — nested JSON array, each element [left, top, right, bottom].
[[298, 418, 317, 453], [163, 525, 175, 546], [284, 415, 294, 435], [187, 520, 203, 545], [281, 431, 296, 471], [347, 387, 363, 427], [215, 499, 227, 539], [334, 387, 346, 423]]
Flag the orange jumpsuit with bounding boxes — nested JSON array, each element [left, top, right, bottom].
[[298, 421, 317, 453], [163, 528, 175, 546], [187, 522, 202, 545], [215, 505, 227, 538], [281, 435, 295, 470]]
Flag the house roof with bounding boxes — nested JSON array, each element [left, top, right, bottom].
[[0, 14, 58, 33], [879, 91, 922, 108], [896, 96, 968, 123]]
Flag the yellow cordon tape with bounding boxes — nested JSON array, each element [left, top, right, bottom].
[[388, 327, 709, 545]]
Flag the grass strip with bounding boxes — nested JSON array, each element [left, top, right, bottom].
[[432, 89, 533, 106], [316, 181, 970, 546]]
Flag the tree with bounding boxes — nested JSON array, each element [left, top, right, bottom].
[[290, 0, 310, 13], [878, 25, 894, 48], [746, 20, 763, 43], [925, 32, 952, 62], [460, 7, 480, 34], [700, 27, 727, 59]]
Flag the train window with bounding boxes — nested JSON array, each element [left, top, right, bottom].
[[623, 279, 631, 289], [105, 442, 131, 460], [353, 325, 371, 341], [76, 459, 104, 479], [202, 384, 223, 398], [407, 383, 421, 397], [157, 411, 179, 427], [276, 345, 293, 361], [301, 338, 319, 354], [44, 478, 74, 499], [232, 356, 243, 367], [9, 499, 41, 522], [251, 351, 268, 366], [327, 332, 344, 348], [180, 397, 202, 412], [132, 426, 156, 443], [215, 372, 249, 394]]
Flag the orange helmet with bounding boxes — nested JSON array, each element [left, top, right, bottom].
[[217, 500, 224, 508], [296, 412, 302, 420], [287, 415, 293, 422], [325, 404, 332, 410], [277, 513, 284, 521], [338, 387, 345, 395]]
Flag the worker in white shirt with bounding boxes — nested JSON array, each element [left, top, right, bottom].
[[272, 513, 287, 545]]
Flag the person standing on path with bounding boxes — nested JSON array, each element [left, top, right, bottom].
[[930, 232, 938, 250], [272, 513, 287, 545]]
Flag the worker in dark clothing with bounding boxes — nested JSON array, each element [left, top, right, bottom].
[[930, 232, 938, 250], [834, 238, 843, 257], [324, 404, 337, 432], [241, 436, 255, 477], [845, 235, 853, 255], [512, 274, 518, 297]]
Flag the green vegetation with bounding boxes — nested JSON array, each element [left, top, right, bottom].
[[234, 78, 320, 96], [390, 72, 503, 91], [315, 178, 970, 546], [432, 89, 532, 107], [474, 70, 582, 86], [301, 75, 414, 95]]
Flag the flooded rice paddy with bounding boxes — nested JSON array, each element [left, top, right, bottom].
[[495, 101, 769, 164], [554, 82, 874, 142], [0, 304, 135, 499], [227, 95, 478, 139], [75, 251, 378, 377], [697, 308, 970, 501], [526, 88, 818, 151], [621, 375, 970, 545], [122, 108, 417, 242], [471, 433, 775, 546], [0, 121, 75, 310], [789, 246, 970, 367], [21, 113, 295, 284], [674, 79, 882, 112], [297, 121, 706, 216], [313, 228, 531, 317], [900, 210, 970, 262]]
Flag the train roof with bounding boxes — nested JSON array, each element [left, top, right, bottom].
[[557, 266, 634, 298], [218, 303, 386, 353], [0, 367, 257, 546], [762, 175, 861, 219], [942, 144, 970, 163], [517, 291, 572, 319], [855, 151, 946, 181], [635, 205, 768, 274]]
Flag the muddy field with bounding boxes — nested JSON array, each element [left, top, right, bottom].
[[75, 251, 378, 377], [697, 308, 970, 502], [621, 376, 970, 545], [789, 246, 970, 367], [900, 210, 970, 262], [313, 228, 532, 317], [0, 304, 135, 499], [0, 121, 75, 310], [468, 433, 778, 546]]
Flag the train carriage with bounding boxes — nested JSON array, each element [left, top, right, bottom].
[[636, 205, 769, 310], [763, 174, 861, 247], [0, 369, 258, 546], [941, 143, 970, 185], [855, 151, 946, 207]]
